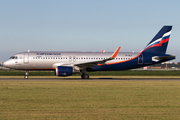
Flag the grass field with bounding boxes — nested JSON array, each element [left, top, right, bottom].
[[1, 80, 180, 119]]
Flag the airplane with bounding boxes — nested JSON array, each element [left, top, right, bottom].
[[3, 26, 175, 79]]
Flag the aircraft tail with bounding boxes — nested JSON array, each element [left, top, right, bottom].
[[142, 26, 172, 54]]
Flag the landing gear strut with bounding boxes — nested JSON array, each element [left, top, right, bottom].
[[24, 70, 29, 79], [81, 73, 89, 79]]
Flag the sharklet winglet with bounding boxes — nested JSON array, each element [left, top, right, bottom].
[[111, 47, 121, 58]]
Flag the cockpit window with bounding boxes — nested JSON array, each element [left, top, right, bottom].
[[10, 56, 18, 59]]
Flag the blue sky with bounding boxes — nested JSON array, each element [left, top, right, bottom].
[[1, 0, 180, 62]]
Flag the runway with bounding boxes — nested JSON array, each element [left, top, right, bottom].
[[1, 78, 180, 81]]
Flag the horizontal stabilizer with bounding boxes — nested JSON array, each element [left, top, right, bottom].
[[152, 55, 176, 62]]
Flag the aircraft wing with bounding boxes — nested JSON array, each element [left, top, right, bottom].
[[74, 47, 121, 68]]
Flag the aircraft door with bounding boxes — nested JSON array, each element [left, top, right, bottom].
[[69, 56, 72, 62], [69, 56, 76, 62], [24, 54, 29, 64], [138, 54, 143, 64], [73, 56, 76, 62]]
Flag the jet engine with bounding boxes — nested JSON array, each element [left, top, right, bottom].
[[55, 66, 80, 76]]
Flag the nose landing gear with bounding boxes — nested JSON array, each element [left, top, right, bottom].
[[24, 70, 29, 79]]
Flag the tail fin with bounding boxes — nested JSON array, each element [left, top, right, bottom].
[[142, 26, 172, 54]]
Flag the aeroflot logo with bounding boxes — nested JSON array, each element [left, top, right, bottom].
[[36, 53, 61, 55]]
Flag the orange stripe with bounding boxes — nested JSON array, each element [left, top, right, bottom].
[[98, 52, 141, 66], [112, 47, 121, 58], [56, 66, 59, 76]]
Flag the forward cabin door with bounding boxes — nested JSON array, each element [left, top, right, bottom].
[[24, 54, 29, 64]]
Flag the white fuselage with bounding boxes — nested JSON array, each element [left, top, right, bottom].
[[3, 51, 138, 70]]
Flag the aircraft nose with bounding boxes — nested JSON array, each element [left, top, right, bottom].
[[3, 61, 10, 68]]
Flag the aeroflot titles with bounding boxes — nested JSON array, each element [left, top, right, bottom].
[[36, 53, 61, 55]]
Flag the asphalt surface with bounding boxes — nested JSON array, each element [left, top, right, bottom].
[[1, 78, 180, 81]]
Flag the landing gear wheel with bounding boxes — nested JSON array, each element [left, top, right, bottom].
[[24, 70, 29, 79], [81, 73, 89, 79], [81, 74, 84, 79], [24, 75, 28, 79]]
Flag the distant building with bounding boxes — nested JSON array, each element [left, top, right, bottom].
[[151, 66, 162, 69], [143, 66, 151, 70]]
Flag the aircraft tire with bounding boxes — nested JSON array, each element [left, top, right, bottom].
[[81, 74, 89, 79], [81, 74, 84, 79], [24, 75, 28, 79]]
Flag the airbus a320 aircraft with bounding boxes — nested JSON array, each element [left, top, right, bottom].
[[3, 26, 175, 79]]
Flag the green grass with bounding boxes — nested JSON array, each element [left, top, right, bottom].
[[1, 80, 180, 119], [1, 70, 180, 76], [0, 70, 55, 76]]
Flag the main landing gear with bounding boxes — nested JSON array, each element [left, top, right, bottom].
[[24, 70, 29, 79], [81, 73, 89, 79]]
